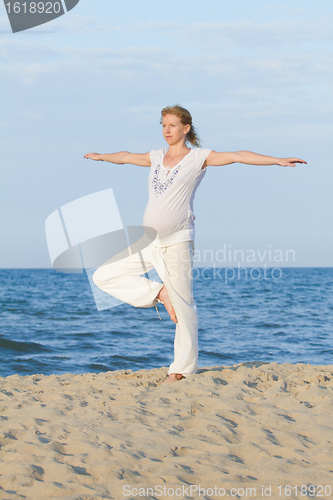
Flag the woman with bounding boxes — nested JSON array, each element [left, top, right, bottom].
[[84, 105, 306, 383]]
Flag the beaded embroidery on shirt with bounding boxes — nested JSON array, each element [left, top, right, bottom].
[[152, 164, 180, 196]]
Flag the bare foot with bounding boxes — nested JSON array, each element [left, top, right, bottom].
[[157, 285, 177, 323], [161, 373, 185, 384]]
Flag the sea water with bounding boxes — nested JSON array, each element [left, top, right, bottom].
[[0, 267, 332, 376]]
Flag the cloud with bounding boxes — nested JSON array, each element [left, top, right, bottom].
[[24, 14, 333, 48], [1, 15, 331, 145], [125, 17, 333, 48], [3, 12, 333, 46], [1, 14, 333, 92], [1, 37, 332, 93]]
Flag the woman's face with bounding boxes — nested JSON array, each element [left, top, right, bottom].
[[162, 114, 190, 146]]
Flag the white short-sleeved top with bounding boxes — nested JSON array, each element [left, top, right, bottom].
[[142, 147, 212, 246]]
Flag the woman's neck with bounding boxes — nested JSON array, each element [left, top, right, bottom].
[[166, 143, 191, 157]]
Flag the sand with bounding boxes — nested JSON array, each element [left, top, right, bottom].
[[0, 361, 333, 500]]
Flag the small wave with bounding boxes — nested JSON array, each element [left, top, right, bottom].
[[0, 337, 50, 353]]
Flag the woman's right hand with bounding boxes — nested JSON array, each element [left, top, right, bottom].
[[84, 153, 103, 161]]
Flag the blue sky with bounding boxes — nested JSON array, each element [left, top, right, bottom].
[[0, 0, 332, 268]]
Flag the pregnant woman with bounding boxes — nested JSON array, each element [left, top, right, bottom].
[[84, 105, 306, 383]]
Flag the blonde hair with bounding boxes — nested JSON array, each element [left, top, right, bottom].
[[160, 105, 201, 148]]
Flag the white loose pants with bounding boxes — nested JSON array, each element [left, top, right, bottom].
[[92, 238, 198, 376]]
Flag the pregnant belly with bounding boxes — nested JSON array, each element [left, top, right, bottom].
[[143, 204, 189, 236]]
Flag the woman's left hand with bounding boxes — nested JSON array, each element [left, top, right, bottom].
[[277, 158, 307, 167]]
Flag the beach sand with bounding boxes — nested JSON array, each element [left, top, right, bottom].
[[0, 361, 333, 500]]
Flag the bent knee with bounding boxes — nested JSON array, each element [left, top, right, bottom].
[[92, 267, 119, 285]]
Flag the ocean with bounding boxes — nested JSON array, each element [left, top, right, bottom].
[[0, 267, 332, 377]]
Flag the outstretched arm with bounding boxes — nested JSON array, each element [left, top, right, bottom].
[[204, 150, 307, 168], [84, 151, 151, 167]]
